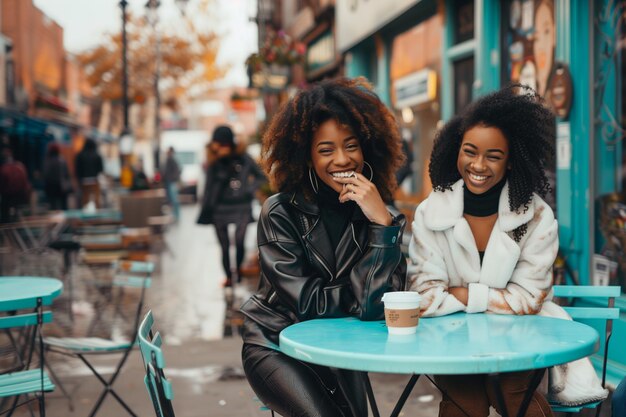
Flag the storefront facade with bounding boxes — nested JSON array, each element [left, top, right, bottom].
[[338, 0, 626, 385], [443, 0, 626, 384], [338, 0, 442, 202]]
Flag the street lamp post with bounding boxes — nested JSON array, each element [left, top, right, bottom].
[[145, 0, 162, 171], [119, 0, 134, 188], [145, 0, 188, 172], [119, 0, 130, 133]]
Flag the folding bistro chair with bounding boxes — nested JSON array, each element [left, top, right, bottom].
[[137, 310, 176, 417], [0, 294, 55, 416], [550, 285, 621, 416], [44, 260, 153, 417]]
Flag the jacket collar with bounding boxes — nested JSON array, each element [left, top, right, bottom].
[[423, 179, 534, 232]]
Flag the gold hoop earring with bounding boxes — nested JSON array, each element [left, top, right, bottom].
[[308, 167, 319, 194], [363, 161, 374, 181]]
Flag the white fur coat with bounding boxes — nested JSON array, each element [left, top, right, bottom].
[[407, 180, 607, 406]]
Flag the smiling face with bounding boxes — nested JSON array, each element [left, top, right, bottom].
[[311, 119, 364, 193], [457, 125, 510, 194]]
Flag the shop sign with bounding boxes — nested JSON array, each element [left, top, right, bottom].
[[306, 32, 335, 75], [394, 69, 437, 109], [251, 65, 290, 92], [336, 0, 422, 52]]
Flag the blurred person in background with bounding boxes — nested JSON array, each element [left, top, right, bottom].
[[75, 138, 104, 208], [0, 146, 31, 222], [162, 146, 182, 221], [43, 142, 72, 210], [197, 125, 267, 287], [130, 157, 150, 191]]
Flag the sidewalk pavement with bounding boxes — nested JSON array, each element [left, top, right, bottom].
[[35, 335, 442, 417]]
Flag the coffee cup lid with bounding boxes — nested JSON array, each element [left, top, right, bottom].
[[381, 291, 421, 303]]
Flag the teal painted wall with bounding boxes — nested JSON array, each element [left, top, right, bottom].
[[345, 41, 373, 81], [441, 0, 626, 384], [475, 0, 500, 96]]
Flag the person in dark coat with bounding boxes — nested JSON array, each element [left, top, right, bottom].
[[0, 146, 31, 222], [43, 142, 72, 210], [74, 138, 104, 208], [197, 125, 267, 286], [240, 77, 407, 417], [162, 147, 182, 221]]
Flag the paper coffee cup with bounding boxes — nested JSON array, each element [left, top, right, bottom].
[[381, 291, 421, 335]]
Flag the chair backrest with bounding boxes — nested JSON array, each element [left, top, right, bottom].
[[552, 285, 621, 389], [113, 260, 153, 332], [138, 310, 175, 417]]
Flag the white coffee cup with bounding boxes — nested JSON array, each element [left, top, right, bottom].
[[381, 291, 421, 335]]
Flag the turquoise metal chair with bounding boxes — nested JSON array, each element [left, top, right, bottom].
[[550, 285, 621, 416], [137, 310, 176, 417], [44, 260, 153, 417], [0, 297, 55, 416]]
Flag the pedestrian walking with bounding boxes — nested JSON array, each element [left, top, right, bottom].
[[240, 77, 407, 417], [74, 138, 104, 208], [0, 146, 31, 222], [408, 85, 606, 416], [43, 142, 72, 210], [197, 125, 267, 287], [162, 147, 182, 221]]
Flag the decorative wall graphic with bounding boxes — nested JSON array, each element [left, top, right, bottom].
[[594, 0, 626, 147], [502, 0, 555, 98]]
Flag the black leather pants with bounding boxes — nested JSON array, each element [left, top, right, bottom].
[[242, 343, 367, 417], [214, 217, 248, 281]]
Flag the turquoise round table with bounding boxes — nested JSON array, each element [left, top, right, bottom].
[[0, 277, 64, 311], [279, 313, 599, 417]]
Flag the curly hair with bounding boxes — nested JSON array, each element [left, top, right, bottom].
[[261, 77, 405, 202], [429, 84, 555, 241]]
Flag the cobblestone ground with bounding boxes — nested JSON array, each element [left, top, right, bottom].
[[0, 203, 610, 416]]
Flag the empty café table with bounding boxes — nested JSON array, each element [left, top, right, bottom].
[[280, 313, 599, 417], [0, 277, 64, 310]]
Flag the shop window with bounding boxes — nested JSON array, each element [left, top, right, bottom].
[[501, 0, 556, 98], [452, 0, 474, 45], [594, 1, 626, 291], [453, 56, 474, 114]]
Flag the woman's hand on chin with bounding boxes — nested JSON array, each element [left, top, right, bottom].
[[333, 172, 392, 226]]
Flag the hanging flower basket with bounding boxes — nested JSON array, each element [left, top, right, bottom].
[[246, 29, 306, 73]]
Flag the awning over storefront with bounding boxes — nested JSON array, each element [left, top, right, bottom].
[[0, 107, 71, 142]]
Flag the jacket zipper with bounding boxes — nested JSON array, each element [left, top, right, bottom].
[[351, 223, 362, 253], [311, 247, 334, 280], [302, 217, 335, 281]]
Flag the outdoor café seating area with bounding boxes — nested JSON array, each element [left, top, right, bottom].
[[0, 188, 175, 415], [0, 190, 623, 417]]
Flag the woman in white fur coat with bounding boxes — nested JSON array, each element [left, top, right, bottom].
[[408, 85, 607, 417]]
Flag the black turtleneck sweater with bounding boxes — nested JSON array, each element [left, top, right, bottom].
[[317, 180, 356, 249], [463, 178, 506, 263], [463, 178, 506, 217]]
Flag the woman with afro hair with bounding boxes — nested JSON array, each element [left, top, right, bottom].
[[408, 85, 607, 416], [240, 77, 407, 417]]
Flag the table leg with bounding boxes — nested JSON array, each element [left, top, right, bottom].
[[489, 374, 509, 417], [390, 374, 420, 417], [333, 368, 364, 417], [515, 369, 545, 417], [487, 369, 544, 417], [360, 372, 381, 417]]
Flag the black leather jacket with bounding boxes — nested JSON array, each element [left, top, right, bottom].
[[240, 190, 407, 348]]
